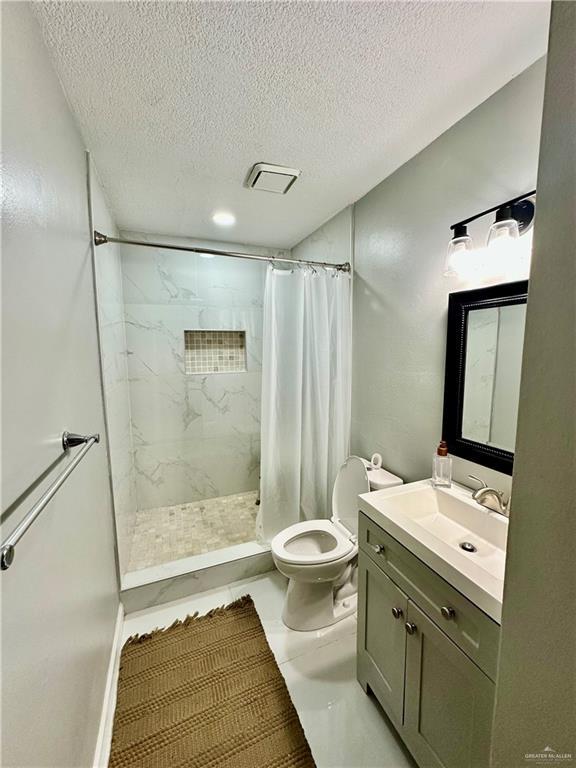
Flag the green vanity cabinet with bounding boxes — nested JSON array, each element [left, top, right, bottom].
[[357, 555, 409, 724], [403, 602, 495, 768], [357, 512, 499, 768]]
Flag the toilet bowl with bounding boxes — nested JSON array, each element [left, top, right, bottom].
[[271, 456, 370, 631]]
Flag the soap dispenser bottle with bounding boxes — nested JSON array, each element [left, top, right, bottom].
[[432, 440, 452, 487]]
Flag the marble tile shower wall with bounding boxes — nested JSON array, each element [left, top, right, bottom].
[[91, 177, 138, 573], [121, 232, 288, 511]]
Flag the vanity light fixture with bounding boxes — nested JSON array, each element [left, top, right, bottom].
[[446, 191, 535, 277]]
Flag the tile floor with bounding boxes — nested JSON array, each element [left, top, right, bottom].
[[121, 571, 415, 768], [128, 490, 259, 571]]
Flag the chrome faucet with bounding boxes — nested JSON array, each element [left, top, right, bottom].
[[468, 475, 510, 517]]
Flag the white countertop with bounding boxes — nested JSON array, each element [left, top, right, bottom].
[[358, 479, 508, 623]]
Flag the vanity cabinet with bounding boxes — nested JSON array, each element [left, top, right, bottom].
[[357, 512, 499, 768], [403, 601, 495, 768], [357, 556, 408, 723]]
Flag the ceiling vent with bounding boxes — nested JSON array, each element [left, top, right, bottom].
[[246, 163, 301, 194]]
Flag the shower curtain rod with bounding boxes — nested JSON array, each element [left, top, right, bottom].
[[93, 231, 352, 272]]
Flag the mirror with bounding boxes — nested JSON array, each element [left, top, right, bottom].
[[462, 303, 527, 451], [442, 281, 528, 474]]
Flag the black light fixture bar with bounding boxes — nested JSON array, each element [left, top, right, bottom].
[[450, 189, 536, 232]]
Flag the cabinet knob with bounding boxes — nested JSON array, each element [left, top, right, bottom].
[[369, 543, 385, 555], [391, 607, 403, 620], [441, 606, 456, 620], [405, 622, 417, 635]]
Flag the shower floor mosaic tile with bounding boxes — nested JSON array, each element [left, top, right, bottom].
[[127, 490, 259, 572]]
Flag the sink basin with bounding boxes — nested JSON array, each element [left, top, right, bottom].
[[375, 483, 507, 576], [358, 480, 509, 622]]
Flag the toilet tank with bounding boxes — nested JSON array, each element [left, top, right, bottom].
[[365, 464, 403, 491]]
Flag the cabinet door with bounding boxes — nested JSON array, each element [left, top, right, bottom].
[[404, 602, 495, 768], [357, 552, 409, 724]]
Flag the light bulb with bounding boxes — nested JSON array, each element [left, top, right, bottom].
[[487, 206, 519, 248], [444, 224, 474, 277]]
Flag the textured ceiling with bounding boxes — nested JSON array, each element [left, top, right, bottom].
[[34, 1, 549, 248]]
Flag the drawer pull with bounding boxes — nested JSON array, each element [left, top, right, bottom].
[[369, 543, 385, 555], [391, 607, 403, 620], [441, 606, 456, 620], [405, 622, 417, 635]]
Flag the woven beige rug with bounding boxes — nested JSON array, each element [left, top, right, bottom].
[[109, 595, 316, 768]]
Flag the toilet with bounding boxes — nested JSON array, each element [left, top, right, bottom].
[[271, 455, 402, 631]]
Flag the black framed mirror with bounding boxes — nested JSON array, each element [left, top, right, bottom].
[[442, 280, 529, 475]]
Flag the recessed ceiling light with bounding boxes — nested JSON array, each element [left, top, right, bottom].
[[212, 211, 236, 226]]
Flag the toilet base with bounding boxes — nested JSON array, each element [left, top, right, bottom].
[[281, 578, 357, 631]]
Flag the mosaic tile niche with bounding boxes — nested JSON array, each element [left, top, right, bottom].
[[185, 330, 247, 374]]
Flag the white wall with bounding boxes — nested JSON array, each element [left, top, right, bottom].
[[293, 64, 544, 494], [491, 2, 576, 763], [350, 59, 546, 493], [1, 4, 119, 766], [291, 207, 354, 268]]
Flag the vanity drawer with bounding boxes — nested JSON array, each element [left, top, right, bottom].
[[359, 512, 500, 680]]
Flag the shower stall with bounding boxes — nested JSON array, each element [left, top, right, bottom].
[[94, 232, 269, 582], [92, 211, 352, 597], [123, 241, 266, 572]]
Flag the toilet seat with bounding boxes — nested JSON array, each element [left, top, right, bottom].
[[272, 519, 354, 566], [271, 456, 370, 566]]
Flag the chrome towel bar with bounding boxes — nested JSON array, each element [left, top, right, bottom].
[[1, 431, 100, 571]]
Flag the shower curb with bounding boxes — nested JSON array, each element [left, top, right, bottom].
[[121, 550, 274, 614]]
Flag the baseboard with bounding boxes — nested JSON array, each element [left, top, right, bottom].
[[93, 602, 124, 768]]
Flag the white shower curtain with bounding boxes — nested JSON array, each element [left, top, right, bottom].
[[258, 265, 352, 542]]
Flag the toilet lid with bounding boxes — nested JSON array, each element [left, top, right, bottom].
[[331, 456, 370, 537]]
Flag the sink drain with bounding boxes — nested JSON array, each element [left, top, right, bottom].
[[460, 541, 477, 553]]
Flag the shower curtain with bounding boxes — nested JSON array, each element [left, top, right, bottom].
[[258, 265, 352, 541]]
